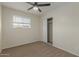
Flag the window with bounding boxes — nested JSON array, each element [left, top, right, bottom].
[[13, 16, 31, 28]]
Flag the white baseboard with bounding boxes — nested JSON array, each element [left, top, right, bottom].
[[2, 40, 41, 49], [53, 44, 78, 56]]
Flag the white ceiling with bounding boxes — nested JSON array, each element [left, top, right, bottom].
[[1, 2, 62, 16]]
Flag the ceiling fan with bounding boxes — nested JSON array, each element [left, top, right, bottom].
[[27, 2, 51, 12]]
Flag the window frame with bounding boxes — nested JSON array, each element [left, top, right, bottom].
[[13, 15, 31, 28]]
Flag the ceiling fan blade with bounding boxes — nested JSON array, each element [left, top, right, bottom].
[[37, 4, 50, 7], [27, 2, 34, 5], [27, 7, 33, 10], [38, 8, 42, 12]]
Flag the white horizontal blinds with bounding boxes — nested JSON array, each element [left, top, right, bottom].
[[13, 16, 31, 28]]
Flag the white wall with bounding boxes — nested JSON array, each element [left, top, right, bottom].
[[2, 6, 42, 49], [0, 4, 2, 52], [42, 3, 79, 56]]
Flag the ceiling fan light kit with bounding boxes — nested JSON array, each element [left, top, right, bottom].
[[33, 6, 38, 10]]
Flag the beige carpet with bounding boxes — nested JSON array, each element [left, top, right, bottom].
[[0, 41, 77, 57]]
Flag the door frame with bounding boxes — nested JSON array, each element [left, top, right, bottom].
[[47, 17, 53, 44]]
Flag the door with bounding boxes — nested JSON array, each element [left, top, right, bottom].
[[47, 18, 53, 44]]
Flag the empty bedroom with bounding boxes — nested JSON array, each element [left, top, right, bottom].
[[0, 2, 79, 57]]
